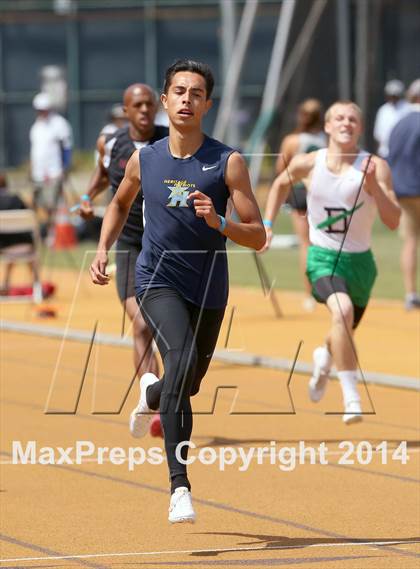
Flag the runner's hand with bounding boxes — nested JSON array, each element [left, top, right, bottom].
[[259, 227, 273, 253], [90, 250, 110, 285], [362, 157, 378, 196], [79, 195, 94, 220], [189, 190, 220, 230]]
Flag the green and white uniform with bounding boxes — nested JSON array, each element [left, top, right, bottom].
[[306, 148, 377, 307]]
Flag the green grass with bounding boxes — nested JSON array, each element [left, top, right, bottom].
[[42, 211, 411, 301], [40, 242, 99, 272]]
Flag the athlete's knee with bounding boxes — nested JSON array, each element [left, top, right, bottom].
[[189, 357, 211, 396], [190, 375, 203, 397], [329, 296, 354, 328], [331, 307, 354, 328], [132, 313, 152, 341], [125, 297, 149, 334], [162, 347, 198, 397]]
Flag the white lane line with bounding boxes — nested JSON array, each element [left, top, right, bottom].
[[1, 540, 419, 564], [2, 318, 419, 390], [1, 447, 419, 465]]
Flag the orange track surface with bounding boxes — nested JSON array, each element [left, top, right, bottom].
[[1, 268, 419, 568]]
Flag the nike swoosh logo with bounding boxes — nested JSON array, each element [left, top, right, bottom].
[[202, 165, 217, 171]]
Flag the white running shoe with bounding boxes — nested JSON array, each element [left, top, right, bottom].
[[129, 373, 159, 438], [308, 346, 332, 403], [343, 400, 363, 425], [168, 487, 196, 524]]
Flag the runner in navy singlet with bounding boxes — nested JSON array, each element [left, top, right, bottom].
[[90, 59, 265, 524]]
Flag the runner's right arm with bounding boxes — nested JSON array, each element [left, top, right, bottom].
[[261, 152, 315, 251], [80, 135, 109, 219], [90, 151, 141, 285]]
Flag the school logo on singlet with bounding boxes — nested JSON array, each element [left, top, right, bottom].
[[317, 202, 364, 233], [165, 179, 196, 208], [167, 185, 190, 207]]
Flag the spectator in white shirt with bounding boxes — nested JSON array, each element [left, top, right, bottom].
[[373, 79, 410, 158], [29, 92, 73, 235]]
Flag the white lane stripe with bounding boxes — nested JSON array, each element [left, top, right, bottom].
[[1, 540, 419, 564], [1, 446, 419, 465], [2, 318, 419, 390]]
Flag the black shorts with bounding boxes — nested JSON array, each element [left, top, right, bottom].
[[313, 275, 367, 329], [286, 183, 307, 212], [115, 240, 141, 302]]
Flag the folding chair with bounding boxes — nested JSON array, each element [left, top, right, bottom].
[[0, 209, 43, 304]]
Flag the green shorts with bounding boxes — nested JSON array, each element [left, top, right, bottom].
[[306, 245, 377, 307]]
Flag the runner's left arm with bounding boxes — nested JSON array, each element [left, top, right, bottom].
[[90, 151, 141, 285], [362, 157, 400, 230]]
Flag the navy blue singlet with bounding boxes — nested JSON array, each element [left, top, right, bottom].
[[135, 135, 234, 309]]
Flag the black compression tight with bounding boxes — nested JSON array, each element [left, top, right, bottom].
[[139, 288, 225, 493]]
